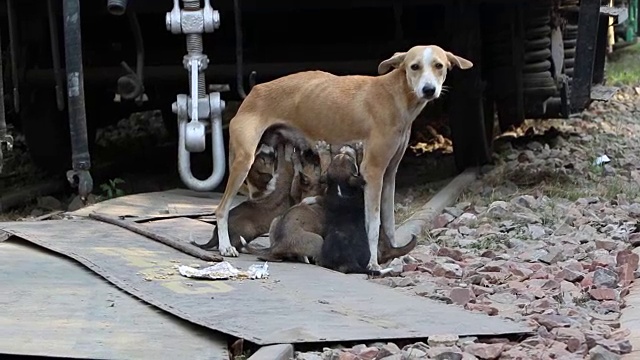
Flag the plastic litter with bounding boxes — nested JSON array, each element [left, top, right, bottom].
[[593, 155, 611, 166], [178, 261, 269, 280]]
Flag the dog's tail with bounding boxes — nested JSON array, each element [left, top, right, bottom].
[[190, 231, 219, 250], [379, 234, 418, 264]]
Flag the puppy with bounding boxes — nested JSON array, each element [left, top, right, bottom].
[[240, 124, 310, 200], [247, 141, 333, 263], [192, 142, 296, 251], [239, 144, 277, 200], [248, 141, 418, 265], [317, 144, 379, 275]]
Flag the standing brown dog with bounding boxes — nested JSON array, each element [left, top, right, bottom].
[[214, 45, 473, 272]]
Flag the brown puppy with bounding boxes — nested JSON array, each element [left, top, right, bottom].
[[240, 125, 310, 200], [239, 144, 277, 200], [192, 142, 296, 251], [247, 142, 417, 265]]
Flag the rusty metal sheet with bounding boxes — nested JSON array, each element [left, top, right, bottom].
[[69, 188, 246, 220], [0, 218, 530, 345], [0, 239, 229, 359]]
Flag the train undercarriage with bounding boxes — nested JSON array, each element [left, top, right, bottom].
[[0, 0, 635, 198]]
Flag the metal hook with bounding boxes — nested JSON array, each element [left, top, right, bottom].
[[234, 0, 256, 99]]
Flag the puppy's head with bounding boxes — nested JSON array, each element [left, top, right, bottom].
[[377, 45, 473, 101], [327, 146, 366, 189], [243, 144, 277, 199], [296, 149, 326, 199]]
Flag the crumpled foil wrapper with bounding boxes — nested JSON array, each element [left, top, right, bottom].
[[178, 261, 269, 280]]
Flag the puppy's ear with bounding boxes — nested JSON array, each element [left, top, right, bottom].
[[378, 52, 407, 75], [348, 175, 367, 188], [445, 52, 473, 70]]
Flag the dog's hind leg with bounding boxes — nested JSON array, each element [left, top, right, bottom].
[[215, 116, 267, 257]]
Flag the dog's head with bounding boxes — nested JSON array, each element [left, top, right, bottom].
[[377, 45, 473, 101], [327, 145, 366, 190]]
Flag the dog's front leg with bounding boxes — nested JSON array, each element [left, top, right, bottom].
[[361, 150, 394, 271], [381, 132, 411, 247]]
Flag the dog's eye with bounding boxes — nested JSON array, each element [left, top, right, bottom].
[[410, 63, 420, 71], [435, 63, 444, 70]]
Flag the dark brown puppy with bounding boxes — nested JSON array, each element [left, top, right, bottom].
[[316, 144, 377, 274], [193, 142, 296, 251]]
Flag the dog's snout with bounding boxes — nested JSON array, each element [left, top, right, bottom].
[[422, 85, 436, 98]]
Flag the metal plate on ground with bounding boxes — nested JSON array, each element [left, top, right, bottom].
[[0, 219, 530, 345], [69, 188, 246, 220], [591, 85, 619, 101], [0, 239, 229, 360]]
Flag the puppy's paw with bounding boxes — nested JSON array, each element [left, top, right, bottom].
[[367, 260, 383, 272], [301, 196, 318, 205], [219, 244, 240, 257], [315, 140, 331, 155], [353, 141, 364, 152]]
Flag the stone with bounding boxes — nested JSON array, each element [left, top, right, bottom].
[[559, 268, 585, 282], [355, 347, 378, 360], [449, 288, 475, 306], [437, 247, 464, 261], [465, 303, 499, 316], [594, 338, 633, 354], [513, 195, 537, 209], [401, 348, 427, 359], [527, 224, 546, 240], [464, 343, 505, 359], [444, 207, 464, 218], [593, 267, 619, 288], [534, 314, 572, 330], [588, 345, 621, 360], [434, 213, 456, 228], [589, 288, 618, 301], [595, 239, 618, 251], [428, 334, 459, 347], [552, 327, 586, 352], [426, 346, 464, 360], [487, 201, 510, 218], [433, 263, 463, 278], [338, 351, 357, 360], [377, 355, 402, 360], [539, 247, 564, 264], [377, 343, 401, 359], [455, 213, 478, 226]]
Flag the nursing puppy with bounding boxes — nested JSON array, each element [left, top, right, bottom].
[[248, 141, 418, 265], [192, 142, 297, 251], [241, 125, 310, 200], [317, 144, 380, 275], [247, 141, 333, 263]]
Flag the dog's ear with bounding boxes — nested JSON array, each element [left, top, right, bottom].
[[445, 52, 473, 70], [348, 175, 367, 188], [378, 52, 407, 75]]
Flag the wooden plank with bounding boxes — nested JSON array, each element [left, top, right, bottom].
[[0, 219, 531, 346], [0, 240, 229, 359]]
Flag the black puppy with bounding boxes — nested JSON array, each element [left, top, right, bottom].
[[317, 144, 381, 276]]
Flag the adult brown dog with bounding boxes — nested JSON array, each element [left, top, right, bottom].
[[214, 45, 472, 272]]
